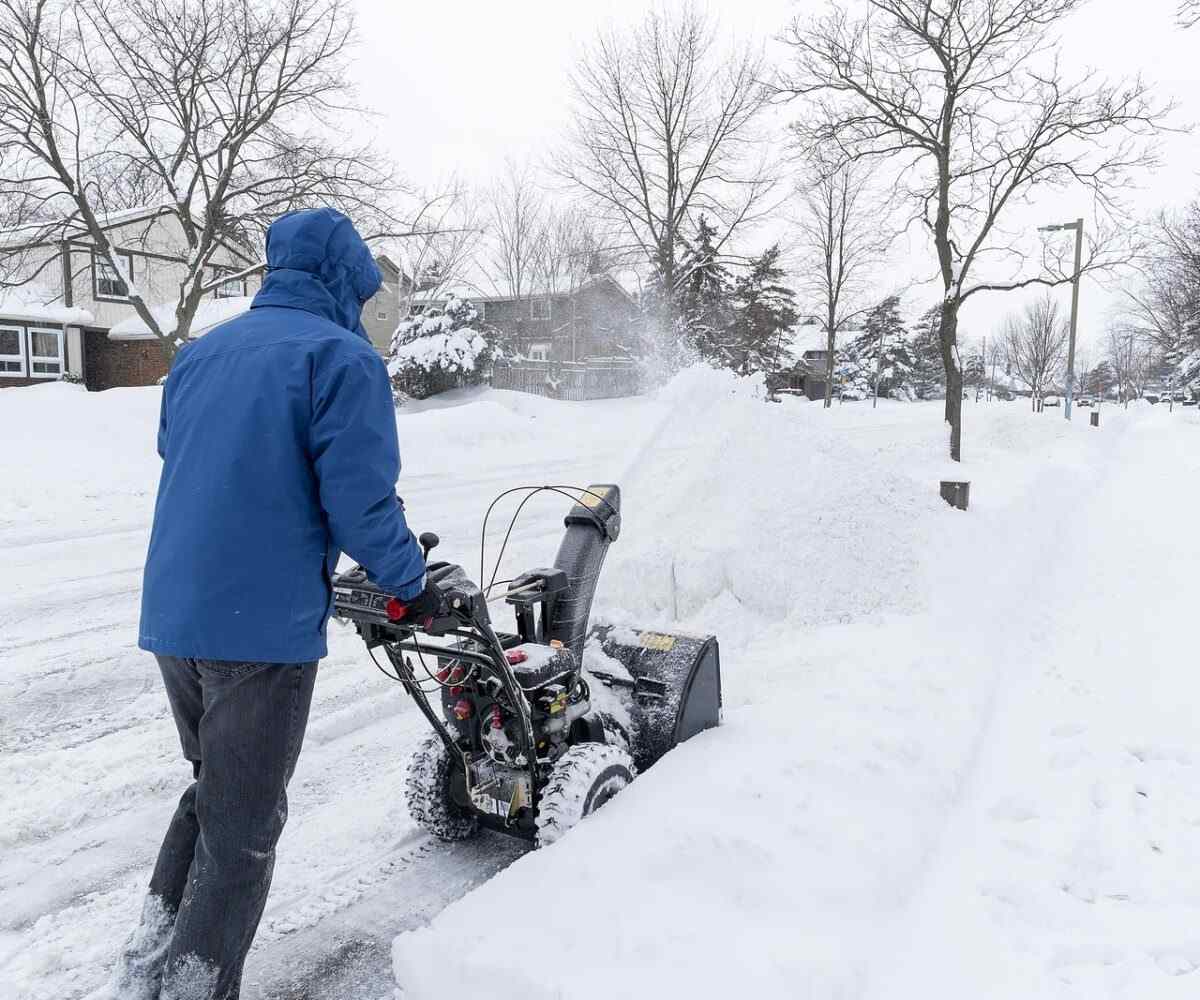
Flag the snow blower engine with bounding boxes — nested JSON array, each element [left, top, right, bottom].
[[331, 485, 721, 846]]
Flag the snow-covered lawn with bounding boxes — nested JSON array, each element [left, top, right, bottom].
[[1, 376, 1196, 999]]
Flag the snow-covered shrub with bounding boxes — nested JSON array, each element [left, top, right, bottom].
[[387, 296, 499, 399]]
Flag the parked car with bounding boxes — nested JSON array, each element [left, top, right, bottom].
[[1043, 395, 1062, 407], [839, 388, 866, 402], [1075, 396, 1094, 407]]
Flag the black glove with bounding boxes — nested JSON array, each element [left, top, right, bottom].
[[396, 578, 448, 626]]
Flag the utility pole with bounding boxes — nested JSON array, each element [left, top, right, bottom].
[[1038, 218, 1084, 420]]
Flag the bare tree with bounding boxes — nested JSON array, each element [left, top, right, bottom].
[[1117, 202, 1200, 371], [387, 179, 483, 315], [0, 0, 408, 359], [792, 156, 890, 408], [1180, 2, 1200, 28], [1003, 294, 1069, 408], [1105, 327, 1152, 405], [561, 3, 774, 334], [483, 159, 545, 302], [782, 0, 1170, 459]]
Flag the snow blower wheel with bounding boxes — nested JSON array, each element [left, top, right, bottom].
[[332, 483, 722, 846], [405, 732, 480, 842], [535, 743, 636, 847]]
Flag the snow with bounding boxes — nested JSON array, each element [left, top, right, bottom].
[[0, 286, 94, 326], [387, 329, 488, 375], [392, 376, 1200, 999], [1, 369, 1197, 999], [107, 295, 253, 341]]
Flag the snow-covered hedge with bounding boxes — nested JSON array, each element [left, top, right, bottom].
[[387, 328, 489, 376], [387, 296, 499, 399]]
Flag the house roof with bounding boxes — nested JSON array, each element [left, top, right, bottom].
[[108, 295, 253, 341], [413, 273, 634, 307], [0, 203, 258, 266], [0, 204, 174, 249], [789, 325, 832, 355], [0, 285, 94, 326]]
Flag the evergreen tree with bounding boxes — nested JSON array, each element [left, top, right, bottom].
[[677, 215, 735, 365], [837, 294, 915, 398], [728, 244, 800, 376], [962, 342, 987, 397], [909, 305, 946, 399], [388, 296, 500, 398]]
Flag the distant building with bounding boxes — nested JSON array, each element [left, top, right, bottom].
[[411, 275, 640, 364], [771, 323, 834, 401], [0, 205, 259, 390], [361, 254, 410, 354]]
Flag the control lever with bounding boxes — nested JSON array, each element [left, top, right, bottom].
[[419, 531, 439, 562]]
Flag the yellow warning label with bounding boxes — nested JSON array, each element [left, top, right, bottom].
[[577, 487, 611, 510], [638, 632, 676, 652]]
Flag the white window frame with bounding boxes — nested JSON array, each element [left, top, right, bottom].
[[478, 301, 487, 320], [27, 326, 64, 378], [530, 297, 551, 321], [94, 249, 134, 301], [528, 341, 551, 362], [0, 324, 26, 377], [213, 270, 247, 299], [376, 309, 388, 321]]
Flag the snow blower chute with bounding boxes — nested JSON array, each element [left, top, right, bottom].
[[331, 484, 721, 846]]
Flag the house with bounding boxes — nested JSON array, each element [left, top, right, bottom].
[[411, 275, 639, 364], [0, 205, 260, 390], [770, 323, 834, 401], [361, 254, 410, 353], [1, 205, 399, 390]]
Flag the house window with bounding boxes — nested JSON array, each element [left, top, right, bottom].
[[94, 250, 134, 300], [28, 328, 64, 377], [528, 342, 551, 361], [377, 310, 388, 321], [0, 327, 25, 376], [530, 297, 551, 321], [213, 270, 246, 299], [477, 301, 487, 320]]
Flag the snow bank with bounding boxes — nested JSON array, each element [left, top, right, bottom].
[[599, 365, 948, 629], [107, 296, 252, 340], [392, 373, 1182, 999]]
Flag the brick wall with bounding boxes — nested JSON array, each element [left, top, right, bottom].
[[84, 330, 169, 391]]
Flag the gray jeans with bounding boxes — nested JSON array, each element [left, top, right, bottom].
[[111, 656, 317, 1000]]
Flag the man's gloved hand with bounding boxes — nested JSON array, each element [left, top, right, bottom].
[[398, 578, 448, 625]]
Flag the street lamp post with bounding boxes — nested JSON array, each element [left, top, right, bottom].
[[1038, 218, 1084, 420]]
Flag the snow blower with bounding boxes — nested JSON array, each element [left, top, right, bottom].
[[331, 484, 721, 846]]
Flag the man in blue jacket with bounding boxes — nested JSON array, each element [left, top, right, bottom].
[[108, 208, 440, 1000]]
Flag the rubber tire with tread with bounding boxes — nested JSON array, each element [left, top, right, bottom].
[[405, 732, 480, 841], [536, 743, 636, 847]]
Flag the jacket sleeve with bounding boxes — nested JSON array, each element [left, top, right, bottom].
[[309, 350, 426, 600]]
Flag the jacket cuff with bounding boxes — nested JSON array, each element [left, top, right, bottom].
[[396, 573, 426, 601]]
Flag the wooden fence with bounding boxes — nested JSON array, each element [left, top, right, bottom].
[[491, 358, 639, 401]]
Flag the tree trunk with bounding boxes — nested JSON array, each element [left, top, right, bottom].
[[823, 304, 836, 409], [939, 299, 963, 462]]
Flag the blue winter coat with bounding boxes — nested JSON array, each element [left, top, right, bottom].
[[139, 208, 427, 663]]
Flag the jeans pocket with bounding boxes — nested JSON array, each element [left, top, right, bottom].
[[198, 658, 270, 677]]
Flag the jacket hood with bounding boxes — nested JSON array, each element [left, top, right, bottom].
[[251, 208, 382, 338]]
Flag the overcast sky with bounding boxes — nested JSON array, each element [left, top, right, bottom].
[[350, 0, 1200, 347]]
